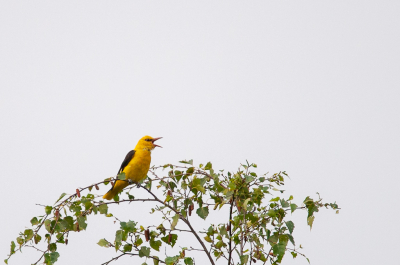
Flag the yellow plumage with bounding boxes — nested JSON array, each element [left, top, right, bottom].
[[103, 135, 162, 200]]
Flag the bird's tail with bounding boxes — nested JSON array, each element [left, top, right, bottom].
[[102, 180, 128, 200]]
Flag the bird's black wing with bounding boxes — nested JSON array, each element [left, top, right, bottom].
[[117, 150, 136, 175], [107, 150, 136, 193]]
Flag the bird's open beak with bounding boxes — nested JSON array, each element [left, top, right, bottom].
[[152, 137, 163, 148]]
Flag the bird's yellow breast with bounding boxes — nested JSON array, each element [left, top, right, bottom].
[[123, 149, 151, 183]]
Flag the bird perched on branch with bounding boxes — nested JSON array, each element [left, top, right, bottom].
[[103, 136, 162, 200]]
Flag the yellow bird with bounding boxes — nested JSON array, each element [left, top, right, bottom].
[[103, 136, 162, 200]]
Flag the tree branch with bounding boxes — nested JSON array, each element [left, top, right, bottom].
[[142, 186, 216, 265], [98, 198, 158, 205], [228, 196, 234, 265], [103, 245, 166, 265]]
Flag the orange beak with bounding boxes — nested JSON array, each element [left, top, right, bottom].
[[152, 137, 163, 148]]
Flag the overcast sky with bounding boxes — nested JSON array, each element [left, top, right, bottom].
[[1, 1, 399, 264]]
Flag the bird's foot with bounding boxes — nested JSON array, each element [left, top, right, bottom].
[[136, 183, 142, 188], [127, 179, 134, 185]]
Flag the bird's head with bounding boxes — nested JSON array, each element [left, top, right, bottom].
[[136, 135, 163, 151]]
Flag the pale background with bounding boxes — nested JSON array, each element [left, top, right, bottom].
[[1, 1, 399, 264]]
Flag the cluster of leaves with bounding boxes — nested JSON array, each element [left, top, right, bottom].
[[4, 182, 111, 265], [5, 160, 339, 265]]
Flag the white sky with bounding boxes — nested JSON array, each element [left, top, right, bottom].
[[1, 1, 399, 264]]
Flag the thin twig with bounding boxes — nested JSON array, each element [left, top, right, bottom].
[[228, 195, 234, 265]]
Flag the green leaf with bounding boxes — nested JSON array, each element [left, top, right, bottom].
[[215, 241, 223, 249], [165, 256, 179, 265], [24, 229, 34, 242], [290, 203, 298, 213], [123, 243, 132, 252], [204, 162, 212, 170], [49, 243, 57, 252], [77, 216, 87, 230], [219, 225, 228, 238], [104, 178, 111, 185], [145, 178, 152, 190], [97, 239, 109, 247], [240, 254, 249, 264], [268, 233, 278, 245], [191, 177, 206, 194], [55, 233, 64, 244], [127, 193, 135, 200], [288, 234, 295, 246], [307, 216, 315, 229], [9, 241, 16, 255], [258, 254, 267, 263], [50, 252, 60, 263], [99, 204, 108, 214], [286, 221, 295, 234], [184, 257, 194, 265], [139, 246, 150, 257], [60, 216, 74, 231], [115, 230, 123, 243], [135, 237, 143, 246], [118, 172, 126, 180], [306, 202, 319, 217], [120, 220, 136, 233], [153, 256, 160, 265], [214, 250, 222, 258], [270, 197, 280, 202], [272, 242, 286, 258], [44, 219, 52, 233], [330, 203, 339, 209], [267, 209, 277, 217], [243, 198, 251, 210], [30, 217, 39, 226], [173, 170, 182, 182], [150, 239, 162, 251], [303, 196, 313, 205], [16, 237, 24, 245], [55, 193, 67, 203], [81, 197, 93, 210], [291, 251, 298, 258], [179, 159, 193, 165], [171, 214, 179, 230], [228, 182, 236, 190], [45, 206, 53, 215], [204, 235, 212, 243], [196, 207, 209, 220], [245, 175, 255, 183], [161, 234, 178, 247], [69, 204, 81, 214], [280, 199, 289, 208], [44, 252, 60, 265]]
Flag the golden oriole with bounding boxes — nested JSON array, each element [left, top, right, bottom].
[[103, 136, 162, 200]]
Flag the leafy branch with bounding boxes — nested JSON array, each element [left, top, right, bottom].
[[5, 160, 339, 265]]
